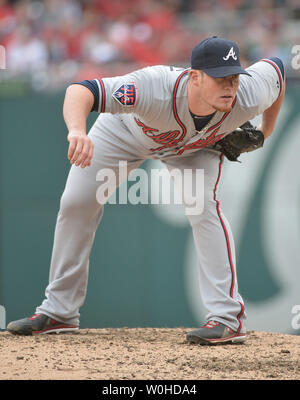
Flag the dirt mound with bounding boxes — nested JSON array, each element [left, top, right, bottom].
[[0, 328, 299, 380]]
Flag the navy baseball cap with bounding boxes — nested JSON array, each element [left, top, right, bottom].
[[191, 36, 251, 78]]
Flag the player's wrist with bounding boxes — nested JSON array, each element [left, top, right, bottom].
[[68, 129, 87, 137], [256, 123, 266, 135], [258, 122, 274, 138]]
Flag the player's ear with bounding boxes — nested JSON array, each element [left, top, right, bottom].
[[189, 69, 203, 85]]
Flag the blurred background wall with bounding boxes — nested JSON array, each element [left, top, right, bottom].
[[0, 0, 299, 333]]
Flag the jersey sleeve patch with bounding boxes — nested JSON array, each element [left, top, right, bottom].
[[112, 82, 138, 107]]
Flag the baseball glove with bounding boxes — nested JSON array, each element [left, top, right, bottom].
[[214, 121, 264, 162]]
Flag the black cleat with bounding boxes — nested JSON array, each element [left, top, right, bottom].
[[7, 313, 79, 335], [186, 320, 246, 345]]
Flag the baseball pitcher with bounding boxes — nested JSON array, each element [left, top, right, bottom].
[[7, 37, 285, 344]]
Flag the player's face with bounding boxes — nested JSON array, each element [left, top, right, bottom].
[[192, 71, 240, 113], [207, 74, 240, 112]]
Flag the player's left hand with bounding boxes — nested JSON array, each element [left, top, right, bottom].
[[213, 121, 264, 162], [67, 130, 94, 168]]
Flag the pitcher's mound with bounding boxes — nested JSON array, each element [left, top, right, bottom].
[[0, 328, 299, 380]]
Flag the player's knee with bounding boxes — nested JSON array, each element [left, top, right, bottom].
[[185, 197, 216, 226], [59, 189, 102, 217]]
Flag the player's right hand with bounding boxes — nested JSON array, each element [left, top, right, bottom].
[[67, 130, 94, 168]]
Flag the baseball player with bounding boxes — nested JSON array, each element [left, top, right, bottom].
[[7, 37, 285, 344]]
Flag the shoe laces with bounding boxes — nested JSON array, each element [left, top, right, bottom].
[[202, 320, 219, 329], [29, 314, 43, 320]]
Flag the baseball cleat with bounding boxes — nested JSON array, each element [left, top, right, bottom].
[[6, 313, 79, 335], [186, 320, 246, 345]]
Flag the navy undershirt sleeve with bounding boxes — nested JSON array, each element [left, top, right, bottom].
[[73, 80, 99, 112], [268, 57, 285, 80]]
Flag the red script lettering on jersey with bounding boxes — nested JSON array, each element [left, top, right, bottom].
[[134, 117, 184, 152]]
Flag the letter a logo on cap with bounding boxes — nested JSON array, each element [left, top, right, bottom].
[[223, 47, 237, 61]]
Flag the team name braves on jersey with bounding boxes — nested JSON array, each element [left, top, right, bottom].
[[112, 82, 138, 106], [134, 117, 183, 152], [134, 116, 227, 154]]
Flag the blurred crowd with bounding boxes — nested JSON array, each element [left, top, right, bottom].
[[0, 0, 299, 91]]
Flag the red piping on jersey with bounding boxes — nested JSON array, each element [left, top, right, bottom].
[[99, 79, 106, 113], [172, 70, 188, 143], [206, 96, 237, 134], [260, 59, 283, 96], [177, 96, 237, 155], [213, 153, 244, 333]]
